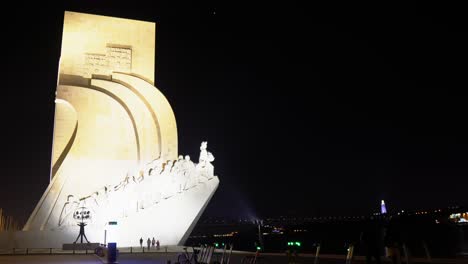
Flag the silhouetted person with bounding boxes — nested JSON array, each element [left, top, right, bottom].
[[152, 237, 156, 248], [360, 217, 384, 264], [286, 248, 296, 264], [384, 217, 402, 264], [147, 238, 151, 250], [139, 237, 143, 248]]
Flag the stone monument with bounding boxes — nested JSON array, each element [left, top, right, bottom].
[[0, 11, 219, 248]]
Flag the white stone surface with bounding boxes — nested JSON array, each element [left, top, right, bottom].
[[1, 175, 218, 248]]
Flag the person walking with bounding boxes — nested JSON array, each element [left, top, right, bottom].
[[360, 217, 384, 264], [147, 238, 151, 251], [384, 217, 402, 264], [139, 237, 143, 248], [156, 239, 160, 250], [152, 237, 156, 249]]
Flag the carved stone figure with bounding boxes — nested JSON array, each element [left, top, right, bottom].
[[173, 156, 189, 193], [114, 173, 131, 191], [196, 141, 215, 181], [199, 141, 215, 163], [58, 144, 216, 227], [58, 195, 79, 227], [183, 155, 197, 190], [161, 160, 175, 199]]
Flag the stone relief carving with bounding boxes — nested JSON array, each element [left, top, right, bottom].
[[81, 45, 132, 78], [58, 142, 216, 227], [58, 195, 79, 227]]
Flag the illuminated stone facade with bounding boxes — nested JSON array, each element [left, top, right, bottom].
[[0, 11, 219, 248]]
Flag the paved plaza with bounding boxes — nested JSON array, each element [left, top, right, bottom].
[[1, 251, 466, 264], [0, 245, 465, 264]]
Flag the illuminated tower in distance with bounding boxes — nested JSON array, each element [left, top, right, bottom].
[[381, 200, 387, 214]]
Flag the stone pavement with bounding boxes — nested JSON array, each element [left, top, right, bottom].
[[0, 251, 466, 264]]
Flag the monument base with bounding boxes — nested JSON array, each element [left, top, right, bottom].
[[0, 176, 219, 248]]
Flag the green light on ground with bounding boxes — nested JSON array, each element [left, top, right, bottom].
[[288, 241, 301, 247]]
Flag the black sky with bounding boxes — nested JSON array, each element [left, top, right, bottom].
[[1, 2, 467, 224]]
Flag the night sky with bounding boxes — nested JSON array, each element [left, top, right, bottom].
[[1, 2, 467, 225]]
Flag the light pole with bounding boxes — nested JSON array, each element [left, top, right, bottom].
[[256, 219, 264, 251]]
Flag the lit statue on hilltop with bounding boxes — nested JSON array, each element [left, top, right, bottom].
[[57, 142, 216, 228]]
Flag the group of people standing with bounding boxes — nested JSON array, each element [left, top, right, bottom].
[[360, 216, 404, 264], [139, 237, 160, 250]]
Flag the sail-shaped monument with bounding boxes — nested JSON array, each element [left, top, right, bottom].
[[0, 11, 219, 248]]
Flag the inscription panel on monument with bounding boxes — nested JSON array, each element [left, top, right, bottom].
[[83, 53, 108, 77], [107, 45, 132, 72], [82, 46, 132, 77]]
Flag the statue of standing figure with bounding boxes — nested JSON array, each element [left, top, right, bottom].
[[161, 160, 176, 199], [183, 155, 197, 190], [196, 141, 215, 181]]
